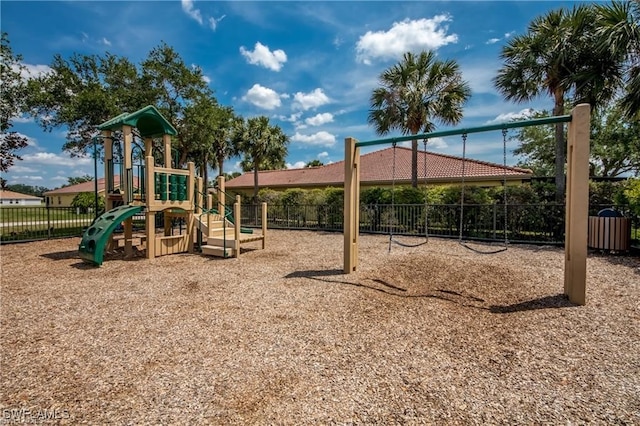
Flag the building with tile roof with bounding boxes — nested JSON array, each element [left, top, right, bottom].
[[225, 146, 533, 195], [43, 176, 139, 207], [0, 190, 43, 206]]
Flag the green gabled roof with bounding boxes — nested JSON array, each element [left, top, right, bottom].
[[98, 105, 178, 137]]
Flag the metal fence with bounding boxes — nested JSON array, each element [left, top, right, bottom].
[[238, 203, 639, 246], [2, 203, 638, 248], [0, 206, 96, 243]]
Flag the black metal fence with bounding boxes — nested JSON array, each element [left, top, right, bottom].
[[2, 203, 638, 248], [238, 203, 639, 246], [0, 206, 97, 243]]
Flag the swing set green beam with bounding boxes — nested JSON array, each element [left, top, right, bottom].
[[354, 114, 573, 148]]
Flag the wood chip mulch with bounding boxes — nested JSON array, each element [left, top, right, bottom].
[[1, 230, 638, 424]]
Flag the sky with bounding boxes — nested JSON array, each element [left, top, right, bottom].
[[1, 0, 588, 188]]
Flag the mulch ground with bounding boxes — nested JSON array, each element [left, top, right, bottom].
[[1, 230, 638, 424]]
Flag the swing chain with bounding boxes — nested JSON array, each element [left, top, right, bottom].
[[502, 128, 509, 245]]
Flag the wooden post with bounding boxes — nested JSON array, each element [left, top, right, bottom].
[[234, 195, 241, 258], [143, 137, 153, 159], [122, 125, 133, 205], [163, 134, 172, 168], [145, 155, 155, 259], [564, 103, 590, 305], [344, 137, 360, 273], [261, 202, 267, 249], [217, 175, 226, 210], [186, 161, 195, 253], [196, 177, 203, 214]]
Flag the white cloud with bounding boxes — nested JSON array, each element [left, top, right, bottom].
[[426, 137, 448, 150], [305, 113, 334, 126], [9, 165, 37, 173], [242, 84, 284, 110], [485, 108, 535, 125], [277, 112, 302, 123], [101, 37, 111, 46], [181, 0, 203, 25], [12, 63, 53, 80], [202, 75, 211, 84], [286, 161, 306, 169], [291, 131, 336, 147], [21, 152, 92, 167], [318, 151, 329, 159], [11, 115, 33, 124], [333, 36, 343, 48], [504, 31, 516, 38], [356, 16, 458, 64], [240, 42, 287, 72], [10, 175, 43, 182], [293, 88, 330, 111], [486, 38, 500, 45], [209, 15, 226, 31]]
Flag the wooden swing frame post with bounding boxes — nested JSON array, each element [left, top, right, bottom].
[[343, 104, 590, 305]]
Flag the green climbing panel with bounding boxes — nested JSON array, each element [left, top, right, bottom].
[[78, 204, 144, 266]]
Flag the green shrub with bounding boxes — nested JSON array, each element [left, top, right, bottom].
[[71, 192, 104, 214]]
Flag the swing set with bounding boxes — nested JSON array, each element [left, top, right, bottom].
[[386, 128, 511, 254], [344, 104, 591, 305]]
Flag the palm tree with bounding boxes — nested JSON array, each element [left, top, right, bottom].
[[209, 106, 239, 178], [494, 4, 623, 201], [368, 50, 471, 188], [596, 0, 640, 120], [237, 116, 289, 201]]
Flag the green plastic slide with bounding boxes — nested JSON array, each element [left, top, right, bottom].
[[78, 205, 144, 266]]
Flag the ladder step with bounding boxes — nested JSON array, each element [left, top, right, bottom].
[[201, 245, 234, 257], [207, 238, 239, 249]]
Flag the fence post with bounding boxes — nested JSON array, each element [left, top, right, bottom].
[[46, 201, 51, 239], [492, 202, 497, 240]]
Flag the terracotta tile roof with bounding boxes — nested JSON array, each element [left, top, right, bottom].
[[44, 176, 139, 195], [0, 190, 43, 200], [226, 146, 533, 189]]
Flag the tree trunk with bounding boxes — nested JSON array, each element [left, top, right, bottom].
[[553, 94, 565, 203], [202, 152, 209, 195], [217, 155, 224, 179], [411, 139, 418, 188]]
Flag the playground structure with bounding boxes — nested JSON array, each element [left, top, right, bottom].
[[344, 103, 591, 305], [78, 106, 266, 266]]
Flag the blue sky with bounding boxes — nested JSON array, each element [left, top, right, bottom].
[[2, 0, 586, 188]]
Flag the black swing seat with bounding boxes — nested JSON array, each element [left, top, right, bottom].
[[458, 239, 508, 254], [389, 234, 429, 249]]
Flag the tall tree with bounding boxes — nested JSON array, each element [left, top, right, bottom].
[[596, 0, 640, 120], [181, 95, 220, 188], [511, 111, 557, 177], [590, 103, 640, 177], [513, 105, 640, 178], [140, 42, 212, 166], [210, 106, 239, 179], [237, 116, 289, 201], [0, 33, 29, 172], [25, 52, 141, 156], [24, 42, 212, 164], [494, 4, 623, 201], [368, 50, 471, 187]]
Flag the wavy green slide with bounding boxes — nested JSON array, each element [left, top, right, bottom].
[[78, 205, 144, 266]]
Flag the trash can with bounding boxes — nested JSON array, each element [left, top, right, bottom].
[[588, 208, 631, 252]]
